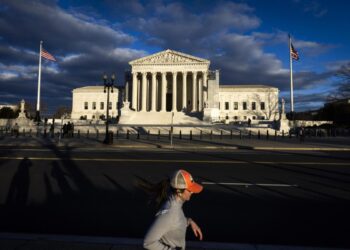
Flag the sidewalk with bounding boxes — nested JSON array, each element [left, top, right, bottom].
[[0, 233, 346, 250], [0, 134, 350, 151]]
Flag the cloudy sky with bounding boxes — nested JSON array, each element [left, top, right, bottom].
[[0, 0, 349, 115]]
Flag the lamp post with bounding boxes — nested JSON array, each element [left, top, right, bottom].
[[103, 73, 115, 144], [170, 111, 174, 147]]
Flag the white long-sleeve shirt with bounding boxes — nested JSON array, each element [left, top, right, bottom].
[[143, 195, 188, 250]]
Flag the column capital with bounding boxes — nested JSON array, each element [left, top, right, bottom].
[[182, 71, 188, 76], [151, 72, 157, 76]]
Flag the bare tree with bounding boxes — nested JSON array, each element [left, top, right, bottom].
[[328, 62, 350, 101], [53, 106, 71, 119], [24, 101, 49, 119], [24, 102, 36, 118], [249, 91, 279, 120]]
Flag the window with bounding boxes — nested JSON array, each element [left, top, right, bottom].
[[234, 116, 238, 120], [225, 102, 229, 110], [234, 102, 238, 110], [108, 102, 112, 110], [260, 102, 265, 110], [243, 102, 247, 110], [252, 102, 256, 110], [92, 102, 96, 110], [100, 102, 104, 110], [84, 102, 88, 110], [243, 116, 247, 120], [253, 116, 256, 120]]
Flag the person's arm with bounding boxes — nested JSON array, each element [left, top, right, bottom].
[[187, 218, 203, 240], [143, 212, 174, 250]]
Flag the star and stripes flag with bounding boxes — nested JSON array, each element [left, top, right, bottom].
[[41, 48, 56, 61], [290, 42, 299, 61]]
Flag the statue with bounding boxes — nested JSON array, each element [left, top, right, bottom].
[[281, 98, 285, 115], [17, 99, 26, 118]]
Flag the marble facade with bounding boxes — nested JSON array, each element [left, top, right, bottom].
[[127, 49, 209, 113], [71, 49, 279, 124]]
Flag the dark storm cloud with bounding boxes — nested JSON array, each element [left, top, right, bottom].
[[0, 0, 146, 113], [127, 1, 260, 51], [0, 0, 133, 52], [125, 1, 334, 94], [0, 0, 341, 113]]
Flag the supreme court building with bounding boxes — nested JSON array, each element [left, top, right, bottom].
[[72, 49, 279, 124]]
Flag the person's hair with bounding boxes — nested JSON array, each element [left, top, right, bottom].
[[136, 176, 184, 209]]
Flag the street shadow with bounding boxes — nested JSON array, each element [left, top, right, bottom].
[[6, 157, 32, 206], [103, 174, 129, 193], [51, 161, 75, 197], [172, 148, 349, 201]]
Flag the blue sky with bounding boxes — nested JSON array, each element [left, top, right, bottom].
[[0, 0, 349, 115]]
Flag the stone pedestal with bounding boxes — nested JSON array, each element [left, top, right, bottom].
[[279, 118, 290, 133], [278, 98, 290, 132], [15, 99, 35, 128], [121, 101, 130, 111], [203, 108, 220, 123]]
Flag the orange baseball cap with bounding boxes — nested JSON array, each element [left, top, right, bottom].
[[170, 169, 203, 193]]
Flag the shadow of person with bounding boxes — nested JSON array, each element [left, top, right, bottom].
[[51, 161, 74, 196], [6, 157, 32, 207]]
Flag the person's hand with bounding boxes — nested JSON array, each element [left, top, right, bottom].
[[188, 218, 203, 240]]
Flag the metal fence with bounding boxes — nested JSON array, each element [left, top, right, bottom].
[[1, 125, 349, 141]]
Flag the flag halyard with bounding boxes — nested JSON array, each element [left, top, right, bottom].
[[41, 48, 56, 61]]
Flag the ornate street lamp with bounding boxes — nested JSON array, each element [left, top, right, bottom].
[[103, 73, 115, 144]]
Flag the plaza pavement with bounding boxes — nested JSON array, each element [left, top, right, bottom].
[[0, 135, 349, 250]]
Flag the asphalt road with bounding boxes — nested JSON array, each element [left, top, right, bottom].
[[0, 147, 349, 248]]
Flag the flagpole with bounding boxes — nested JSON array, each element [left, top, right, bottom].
[[289, 35, 294, 113], [36, 40, 43, 121]]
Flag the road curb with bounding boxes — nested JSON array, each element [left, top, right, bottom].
[[0, 232, 344, 250]]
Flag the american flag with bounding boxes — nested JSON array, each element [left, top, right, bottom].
[[41, 48, 56, 61], [290, 43, 299, 61]]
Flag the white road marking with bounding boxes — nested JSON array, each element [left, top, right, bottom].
[[202, 181, 298, 187]]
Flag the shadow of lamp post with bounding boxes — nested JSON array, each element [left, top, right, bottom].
[[103, 73, 115, 144]]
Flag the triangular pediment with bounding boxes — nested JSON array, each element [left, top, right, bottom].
[[129, 49, 209, 65]]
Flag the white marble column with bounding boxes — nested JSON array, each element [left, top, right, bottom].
[[182, 71, 187, 110], [132, 72, 138, 110], [141, 72, 147, 112], [151, 72, 157, 112], [203, 71, 208, 107], [198, 74, 203, 111], [192, 71, 197, 112], [161, 72, 167, 112], [172, 72, 177, 112], [137, 77, 141, 111], [125, 81, 129, 102]]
